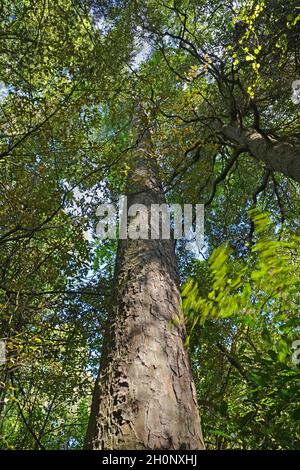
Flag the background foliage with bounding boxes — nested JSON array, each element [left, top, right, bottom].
[[0, 0, 299, 449]]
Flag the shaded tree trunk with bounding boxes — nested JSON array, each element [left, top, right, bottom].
[[85, 117, 204, 450]]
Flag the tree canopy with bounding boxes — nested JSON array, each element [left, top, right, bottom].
[[0, 0, 299, 449]]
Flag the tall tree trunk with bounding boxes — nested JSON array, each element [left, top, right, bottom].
[[85, 117, 204, 450]]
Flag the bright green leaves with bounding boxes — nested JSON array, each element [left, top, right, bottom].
[[228, 1, 265, 97], [184, 208, 300, 448], [182, 210, 300, 327], [287, 13, 300, 30]]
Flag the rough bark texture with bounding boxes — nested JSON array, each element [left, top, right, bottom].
[[219, 123, 300, 183], [85, 121, 204, 450]]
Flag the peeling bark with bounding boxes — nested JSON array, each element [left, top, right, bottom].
[[218, 123, 300, 183], [85, 122, 204, 450]]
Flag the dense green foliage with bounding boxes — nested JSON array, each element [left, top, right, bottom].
[[0, 0, 299, 449], [183, 211, 300, 449]]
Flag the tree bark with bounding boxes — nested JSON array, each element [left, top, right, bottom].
[[218, 123, 300, 183], [84, 119, 204, 450]]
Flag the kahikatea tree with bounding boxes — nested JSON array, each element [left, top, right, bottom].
[[0, 0, 299, 450], [85, 112, 204, 449]]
